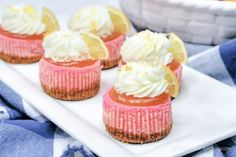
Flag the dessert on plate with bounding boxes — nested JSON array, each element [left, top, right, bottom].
[[39, 30, 108, 101], [68, 5, 130, 69], [0, 5, 59, 63], [103, 62, 179, 143], [120, 30, 188, 87]]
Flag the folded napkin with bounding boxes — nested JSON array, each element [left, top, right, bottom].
[[0, 81, 94, 157], [0, 39, 236, 157], [188, 38, 236, 86]]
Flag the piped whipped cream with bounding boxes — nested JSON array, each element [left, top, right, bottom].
[[43, 31, 91, 62], [68, 5, 114, 38], [1, 5, 45, 35], [114, 62, 168, 98], [121, 30, 173, 66]]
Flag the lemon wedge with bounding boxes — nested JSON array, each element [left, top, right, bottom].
[[81, 32, 109, 59], [161, 65, 180, 97], [107, 6, 130, 34], [168, 33, 188, 64], [42, 7, 59, 35]]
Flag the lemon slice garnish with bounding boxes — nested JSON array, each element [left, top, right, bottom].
[[81, 32, 109, 59], [107, 6, 130, 34], [161, 65, 180, 97], [168, 33, 188, 64], [42, 7, 59, 35]]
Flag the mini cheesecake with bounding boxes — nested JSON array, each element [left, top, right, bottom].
[[103, 88, 172, 143], [68, 5, 130, 69], [103, 63, 178, 143], [120, 30, 188, 86], [39, 31, 108, 100], [0, 5, 46, 63]]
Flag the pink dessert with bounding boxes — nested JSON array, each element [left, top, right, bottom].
[[103, 62, 175, 143], [103, 88, 172, 144], [39, 30, 108, 101], [40, 58, 101, 100], [0, 27, 44, 63]]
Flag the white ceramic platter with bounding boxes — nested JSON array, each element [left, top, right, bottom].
[[1, 61, 236, 157]]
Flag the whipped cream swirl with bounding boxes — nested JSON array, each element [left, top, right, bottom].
[[1, 5, 45, 35], [121, 30, 173, 66], [43, 31, 91, 62], [114, 62, 168, 98], [68, 5, 114, 38]]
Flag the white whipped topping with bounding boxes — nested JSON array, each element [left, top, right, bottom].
[[68, 5, 114, 38], [114, 62, 168, 98], [121, 30, 173, 66], [1, 5, 45, 35], [43, 31, 91, 62]]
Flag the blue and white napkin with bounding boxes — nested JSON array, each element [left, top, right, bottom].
[[0, 81, 94, 157]]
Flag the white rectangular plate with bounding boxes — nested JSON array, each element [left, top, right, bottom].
[[1, 61, 236, 157]]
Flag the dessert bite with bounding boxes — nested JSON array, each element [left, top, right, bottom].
[[103, 62, 179, 143], [120, 30, 188, 86], [0, 5, 59, 63], [68, 5, 130, 69], [39, 30, 108, 100]]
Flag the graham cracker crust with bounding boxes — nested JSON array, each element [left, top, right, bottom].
[[105, 123, 172, 144], [0, 52, 42, 64], [101, 57, 121, 70], [41, 83, 100, 101]]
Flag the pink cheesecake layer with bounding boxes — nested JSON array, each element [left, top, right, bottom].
[[103, 88, 172, 139], [101, 34, 125, 69], [40, 58, 101, 90], [39, 58, 101, 100], [0, 33, 43, 58]]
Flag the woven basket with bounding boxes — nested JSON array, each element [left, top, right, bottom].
[[120, 0, 236, 45]]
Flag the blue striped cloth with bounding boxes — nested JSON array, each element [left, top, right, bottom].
[[0, 39, 236, 157], [0, 81, 94, 157]]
